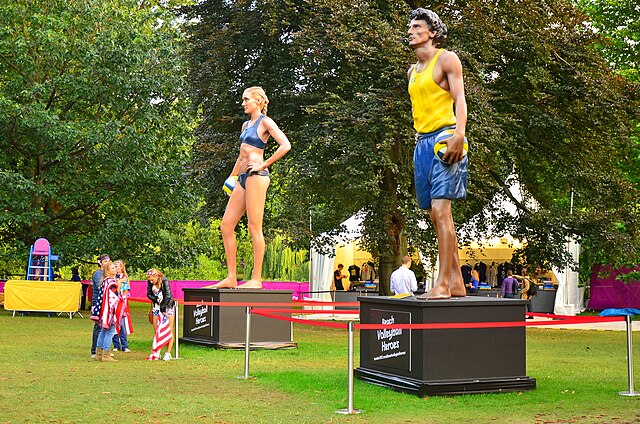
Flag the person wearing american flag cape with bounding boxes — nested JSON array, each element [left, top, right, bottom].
[[145, 269, 175, 361], [112, 260, 134, 352], [94, 262, 121, 361]]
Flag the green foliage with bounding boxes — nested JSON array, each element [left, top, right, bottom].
[[136, 220, 310, 281], [263, 235, 310, 281], [556, 0, 640, 276], [0, 0, 200, 270], [162, 254, 226, 280], [444, 0, 640, 272], [183, 0, 416, 294], [615, 269, 640, 285], [573, 0, 639, 82]]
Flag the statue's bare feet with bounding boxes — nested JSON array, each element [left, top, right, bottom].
[[239, 279, 263, 289], [211, 277, 238, 289], [449, 279, 467, 297], [416, 284, 451, 300]]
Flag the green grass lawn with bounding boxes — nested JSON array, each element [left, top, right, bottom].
[[0, 302, 638, 423]]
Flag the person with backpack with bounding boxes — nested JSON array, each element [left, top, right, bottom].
[[518, 269, 537, 317], [500, 270, 519, 298]]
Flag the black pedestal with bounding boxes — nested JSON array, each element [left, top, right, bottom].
[[180, 288, 296, 350], [355, 296, 536, 396], [531, 289, 557, 313]]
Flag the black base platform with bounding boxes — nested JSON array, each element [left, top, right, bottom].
[[355, 296, 536, 396], [180, 288, 296, 350], [356, 368, 536, 396]]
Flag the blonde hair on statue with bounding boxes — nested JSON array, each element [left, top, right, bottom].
[[245, 86, 269, 115]]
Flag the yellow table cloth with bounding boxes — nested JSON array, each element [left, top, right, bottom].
[[4, 280, 81, 313]]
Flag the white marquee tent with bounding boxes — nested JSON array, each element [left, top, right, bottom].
[[310, 175, 583, 314], [309, 214, 363, 301]]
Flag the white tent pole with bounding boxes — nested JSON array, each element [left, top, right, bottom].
[[566, 188, 573, 307]]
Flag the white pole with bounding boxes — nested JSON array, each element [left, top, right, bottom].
[[619, 315, 639, 397], [239, 306, 254, 380], [174, 300, 179, 359], [336, 321, 362, 415]]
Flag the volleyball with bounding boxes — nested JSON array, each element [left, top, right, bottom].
[[433, 129, 468, 161], [223, 176, 238, 196]]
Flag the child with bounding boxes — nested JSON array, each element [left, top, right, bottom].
[[112, 260, 133, 352]]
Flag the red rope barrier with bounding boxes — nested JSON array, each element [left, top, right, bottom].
[[355, 315, 626, 330], [128, 297, 360, 307], [248, 309, 626, 330], [251, 309, 348, 329], [527, 312, 618, 321], [129, 296, 625, 330], [129, 297, 152, 303], [178, 300, 359, 308], [250, 308, 359, 315]]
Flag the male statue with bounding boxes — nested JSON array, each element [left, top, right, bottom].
[[407, 8, 469, 299]]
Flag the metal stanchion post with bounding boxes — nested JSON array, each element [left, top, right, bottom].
[[331, 290, 336, 319], [619, 315, 639, 397], [174, 300, 180, 359], [336, 321, 363, 415], [237, 306, 255, 380]]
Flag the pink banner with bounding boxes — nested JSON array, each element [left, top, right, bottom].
[[588, 265, 640, 309], [1, 280, 310, 301], [127, 280, 310, 301]]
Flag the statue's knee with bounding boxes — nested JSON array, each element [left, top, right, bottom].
[[220, 221, 234, 236], [247, 223, 263, 239]]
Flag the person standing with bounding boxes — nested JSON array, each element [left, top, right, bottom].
[[95, 261, 120, 362], [500, 270, 519, 299], [488, 262, 498, 287], [70, 267, 86, 310], [407, 8, 469, 300], [333, 264, 347, 291], [467, 269, 480, 293], [89, 254, 110, 358], [517, 268, 536, 316], [146, 269, 175, 361], [390, 256, 418, 295], [112, 260, 132, 353], [213, 87, 291, 289]]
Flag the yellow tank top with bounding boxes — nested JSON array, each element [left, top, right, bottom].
[[408, 49, 456, 134]]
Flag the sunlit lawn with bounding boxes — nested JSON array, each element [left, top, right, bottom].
[[0, 301, 638, 423]]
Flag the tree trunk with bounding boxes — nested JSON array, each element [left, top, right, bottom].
[[377, 140, 407, 295], [378, 231, 407, 296]]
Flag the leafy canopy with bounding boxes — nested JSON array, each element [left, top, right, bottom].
[[0, 0, 200, 270]]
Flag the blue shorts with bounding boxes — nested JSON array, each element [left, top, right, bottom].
[[238, 169, 270, 189], [414, 126, 468, 209]]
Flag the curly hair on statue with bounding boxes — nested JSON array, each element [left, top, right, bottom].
[[409, 8, 448, 47]]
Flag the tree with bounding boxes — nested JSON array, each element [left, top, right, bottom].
[[450, 0, 640, 273], [186, 0, 639, 292], [0, 0, 200, 270], [185, 0, 419, 294], [572, 0, 639, 82]]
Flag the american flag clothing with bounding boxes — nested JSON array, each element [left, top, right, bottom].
[[114, 294, 134, 336], [152, 312, 172, 353], [98, 277, 121, 330], [90, 284, 104, 321]]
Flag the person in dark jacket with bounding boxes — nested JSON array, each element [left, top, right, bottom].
[[146, 268, 174, 361]]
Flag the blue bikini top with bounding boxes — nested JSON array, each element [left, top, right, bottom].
[[240, 115, 267, 149]]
